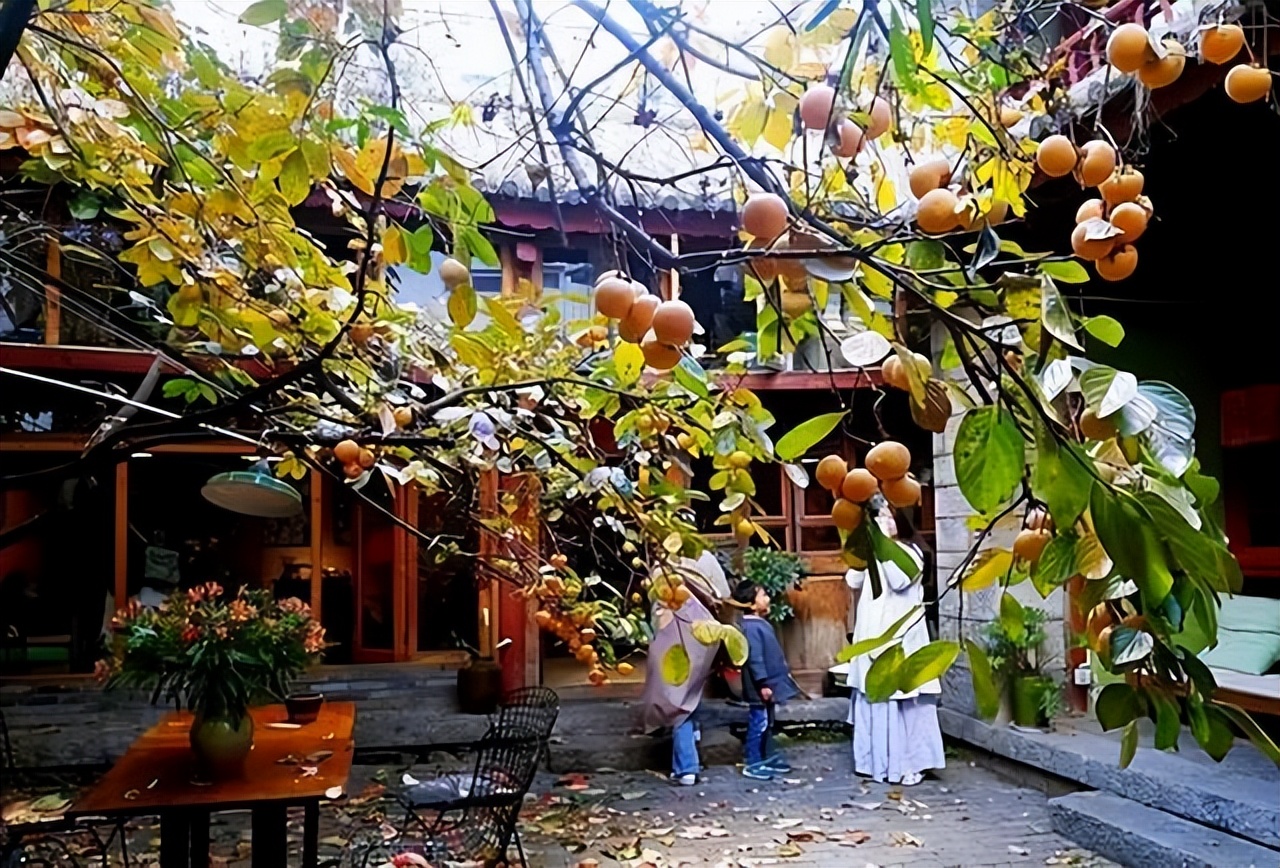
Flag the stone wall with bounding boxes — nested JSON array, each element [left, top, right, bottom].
[[931, 331, 1070, 720]]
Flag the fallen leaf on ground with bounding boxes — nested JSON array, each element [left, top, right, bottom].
[[772, 819, 803, 829], [777, 842, 804, 857], [838, 830, 872, 846], [1008, 844, 1030, 855], [891, 830, 923, 847], [677, 825, 730, 839]]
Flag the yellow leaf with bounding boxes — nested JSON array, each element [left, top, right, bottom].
[[331, 145, 374, 195], [937, 117, 969, 150], [762, 92, 797, 152], [382, 225, 407, 266], [876, 174, 897, 215], [661, 645, 691, 686], [447, 285, 477, 328], [763, 27, 796, 71], [614, 341, 645, 387], [962, 548, 1014, 592], [786, 61, 830, 81], [728, 87, 768, 147]]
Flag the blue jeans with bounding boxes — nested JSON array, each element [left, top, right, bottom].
[[672, 717, 700, 776], [744, 703, 774, 766]]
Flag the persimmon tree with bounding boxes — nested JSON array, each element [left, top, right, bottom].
[[1, 0, 1275, 766]]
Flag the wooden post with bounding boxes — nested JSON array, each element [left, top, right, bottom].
[[404, 484, 419, 657], [44, 239, 61, 345], [308, 472, 323, 624], [113, 462, 128, 609], [476, 469, 500, 658], [499, 245, 518, 298], [391, 484, 412, 661], [668, 234, 680, 299], [498, 474, 542, 692]]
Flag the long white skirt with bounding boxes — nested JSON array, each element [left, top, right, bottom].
[[849, 690, 945, 783]]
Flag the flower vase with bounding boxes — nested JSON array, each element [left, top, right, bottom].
[[190, 713, 254, 779]]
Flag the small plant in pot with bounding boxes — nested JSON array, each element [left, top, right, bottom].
[[980, 603, 1060, 728], [741, 547, 805, 624], [97, 583, 324, 778]]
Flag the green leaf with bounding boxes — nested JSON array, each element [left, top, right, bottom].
[[1137, 491, 1240, 594], [246, 130, 297, 163], [1030, 532, 1077, 597], [1040, 275, 1082, 351], [863, 643, 906, 702], [1095, 683, 1141, 732], [1084, 315, 1126, 347], [1079, 365, 1138, 418], [1030, 423, 1093, 528], [965, 639, 1000, 720], [1147, 688, 1181, 751], [407, 226, 435, 273], [870, 519, 922, 580], [1090, 486, 1174, 609], [447, 285, 477, 328], [278, 149, 311, 206], [460, 227, 498, 267], [916, 0, 935, 57], [899, 640, 958, 694], [613, 341, 645, 387], [775, 412, 845, 461], [1037, 260, 1089, 284], [68, 190, 101, 220], [836, 606, 921, 662], [1188, 697, 1233, 761], [905, 240, 945, 271], [672, 356, 710, 399], [661, 644, 691, 686], [162, 378, 196, 399], [998, 592, 1025, 643], [239, 0, 286, 26], [954, 407, 1024, 514], [1119, 719, 1139, 768], [1212, 701, 1280, 764], [887, 9, 915, 87]]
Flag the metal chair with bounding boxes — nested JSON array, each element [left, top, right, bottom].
[[366, 725, 542, 867], [1, 707, 131, 868], [493, 687, 559, 769]]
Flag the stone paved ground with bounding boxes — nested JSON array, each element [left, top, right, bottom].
[[9, 743, 1114, 867]]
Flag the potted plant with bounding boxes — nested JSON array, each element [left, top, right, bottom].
[[980, 604, 1059, 728], [741, 547, 805, 624], [97, 583, 325, 778]]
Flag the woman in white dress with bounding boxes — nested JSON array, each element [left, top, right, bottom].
[[845, 504, 945, 786]]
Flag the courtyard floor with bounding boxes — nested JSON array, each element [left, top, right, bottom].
[[9, 741, 1113, 868]]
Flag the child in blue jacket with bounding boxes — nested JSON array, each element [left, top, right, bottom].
[[733, 579, 801, 780]]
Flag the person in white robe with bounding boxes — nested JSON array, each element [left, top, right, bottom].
[[845, 505, 945, 786]]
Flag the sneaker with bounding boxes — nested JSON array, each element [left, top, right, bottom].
[[669, 773, 698, 786], [764, 756, 792, 774], [900, 771, 924, 787], [742, 763, 774, 781]]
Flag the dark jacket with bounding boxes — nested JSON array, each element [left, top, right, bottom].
[[740, 614, 801, 706]]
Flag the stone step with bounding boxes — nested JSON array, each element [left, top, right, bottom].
[[940, 708, 1280, 848], [1049, 791, 1280, 868]]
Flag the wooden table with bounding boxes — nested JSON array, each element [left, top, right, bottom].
[[69, 702, 355, 868]]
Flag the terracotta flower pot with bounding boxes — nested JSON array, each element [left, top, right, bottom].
[[190, 713, 254, 779], [457, 657, 503, 715]]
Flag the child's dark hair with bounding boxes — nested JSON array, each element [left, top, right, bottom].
[[731, 579, 761, 608]]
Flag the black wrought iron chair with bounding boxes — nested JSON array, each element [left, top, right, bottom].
[[1, 707, 131, 868], [362, 725, 541, 868], [494, 687, 559, 769]]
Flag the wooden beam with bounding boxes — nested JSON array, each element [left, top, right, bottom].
[[0, 343, 176, 375], [113, 462, 128, 610], [499, 245, 518, 298], [0, 434, 255, 454], [309, 472, 324, 625], [668, 234, 680, 299], [43, 240, 61, 346], [477, 468, 500, 658]]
